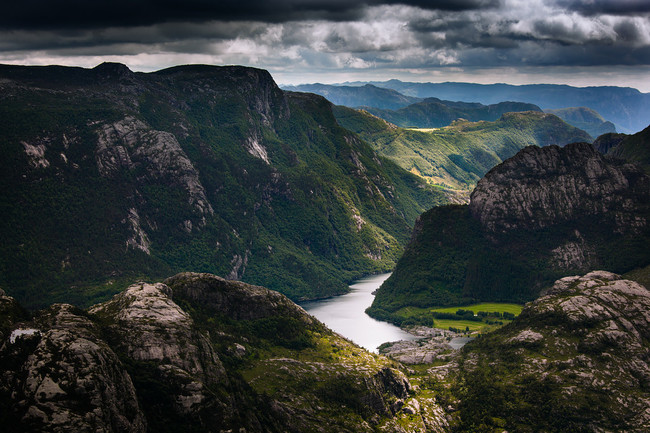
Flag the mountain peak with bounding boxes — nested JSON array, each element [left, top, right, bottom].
[[469, 142, 650, 234], [92, 62, 134, 79]]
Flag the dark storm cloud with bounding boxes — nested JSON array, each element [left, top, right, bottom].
[[557, 0, 650, 16], [0, 0, 647, 91], [1, 0, 500, 30], [0, 21, 264, 52], [457, 41, 650, 67], [408, 14, 526, 50]]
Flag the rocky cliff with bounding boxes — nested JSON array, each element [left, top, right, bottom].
[[455, 271, 650, 432], [0, 62, 446, 308], [607, 124, 650, 174], [0, 274, 449, 433], [370, 142, 650, 315], [469, 142, 649, 236]]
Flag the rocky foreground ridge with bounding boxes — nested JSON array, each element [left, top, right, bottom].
[[0, 274, 449, 433], [3, 270, 649, 432], [454, 271, 650, 432], [370, 140, 650, 314]]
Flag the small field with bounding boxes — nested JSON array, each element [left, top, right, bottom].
[[430, 303, 523, 315], [395, 302, 524, 335], [405, 127, 440, 133]]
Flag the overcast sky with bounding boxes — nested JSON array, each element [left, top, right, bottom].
[[2, 0, 649, 90]]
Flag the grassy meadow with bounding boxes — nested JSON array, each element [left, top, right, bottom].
[[395, 302, 524, 334]]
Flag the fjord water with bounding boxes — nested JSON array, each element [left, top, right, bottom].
[[300, 273, 417, 352]]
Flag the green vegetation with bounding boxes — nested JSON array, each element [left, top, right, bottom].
[[430, 302, 523, 316], [381, 302, 522, 333], [368, 202, 650, 322], [609, 124, 650, 173], [334, 106, 592, 190], [364, 98, 542, 129], [0, 64, 447, 309]]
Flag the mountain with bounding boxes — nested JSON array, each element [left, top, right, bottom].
[[454, 271, 650, 432], [0, 63, 447, 309], [280, 83, 421, 110], [608, 125, 650, 174], [344, 80, 650, 134], [368, 142, 650, 319], [334, 107, 593, 191], [544, 106, 616, 138], [0, 273, 449, 433], [4, 268, 649, 432], [363, 98, 542, 129], [593, 132, 627, 154]]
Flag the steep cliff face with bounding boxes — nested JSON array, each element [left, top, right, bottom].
[[0, 301, 146, 432], [469, 142, 649, 235], [0, 63, 446, 308], [370, 143, 650, 314], [593, 132, 627, 154], [455, 271, 650, 432], [607, 124, 650, 174], [0, 274, 449, 433]]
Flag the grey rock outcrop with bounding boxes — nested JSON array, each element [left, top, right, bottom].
[[457, 271, 650, 432], [96, 116, 214, 218], [165, 271, 311, 321], [0, 303, 146, 432], [89, 282, 229, 418], [470, 142, 650, 235], [0, 272, 455, 432]]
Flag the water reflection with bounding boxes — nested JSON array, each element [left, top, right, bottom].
[[300, 273, 417, 352]]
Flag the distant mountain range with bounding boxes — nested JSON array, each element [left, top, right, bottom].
[[281, 83, 421, 110], [284, 80, 649, 134], [362, 98, 542, 129], [334, 107, 592, 191]]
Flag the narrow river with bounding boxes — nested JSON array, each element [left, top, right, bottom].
[[300, 273, 417, 352]]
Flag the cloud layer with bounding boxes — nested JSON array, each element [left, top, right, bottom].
[[2, 0, 648, 90]]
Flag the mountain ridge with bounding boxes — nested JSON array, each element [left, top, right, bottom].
[[0, 272, 449, 433], [362, 98, 543, 129], [295, 79, 648, 133], [335, 107, 593, 191], [369, 141, 650, 318], [0, 62, 446, 309]]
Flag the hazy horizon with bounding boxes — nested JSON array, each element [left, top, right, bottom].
[[1, 0, 648, 92]]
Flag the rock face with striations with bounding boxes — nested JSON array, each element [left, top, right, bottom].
[[0, 300, 146, 432], [369, 142, 650, 315], [88, 282, 230, 423], [469, 142, 649, 235], [455, 271, 650, 432]]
